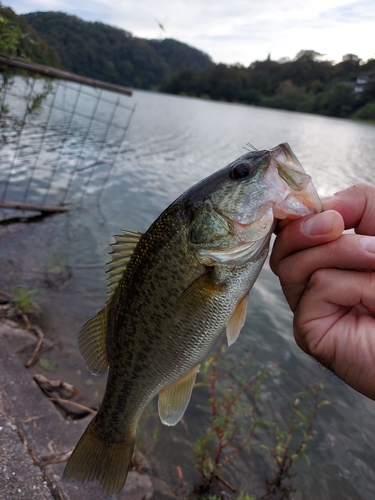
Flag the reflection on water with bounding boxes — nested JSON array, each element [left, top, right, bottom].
[[0, 77, 135, 212], [1, 89, 375, 498]]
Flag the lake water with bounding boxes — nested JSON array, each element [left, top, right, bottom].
[[1, 88, 375, 499]]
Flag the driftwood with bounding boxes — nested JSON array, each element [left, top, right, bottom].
[[0, 200, 71, 213], [48, 398, 97, 416], [24, 326, 44, 368], [0, 54, 133, 96]]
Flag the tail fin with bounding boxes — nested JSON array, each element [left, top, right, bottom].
[[63, 417, 135, 496]]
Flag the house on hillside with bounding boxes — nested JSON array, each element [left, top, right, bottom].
[[354, 74, 371, 93]]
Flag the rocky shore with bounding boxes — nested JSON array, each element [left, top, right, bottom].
[[0, 320, 177, 500]]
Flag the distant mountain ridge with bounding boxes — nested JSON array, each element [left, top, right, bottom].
[[21, 11, 213, 89]]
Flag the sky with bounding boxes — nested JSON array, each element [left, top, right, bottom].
[[5, 0, 375, 66]]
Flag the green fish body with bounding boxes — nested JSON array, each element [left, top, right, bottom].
[[64, 143, 321, 495]]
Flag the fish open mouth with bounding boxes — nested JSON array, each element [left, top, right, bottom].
[[197, 143, 321, 266], [269, 143, 322, 218], [272, 192, 321, 220]]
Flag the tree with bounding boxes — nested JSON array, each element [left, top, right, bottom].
[[342, 53, 360, 63], [0, 6, 61, 66], [0, 13, 23, 55], [0, 9, 53, 145], [295, 50, 324, 62]]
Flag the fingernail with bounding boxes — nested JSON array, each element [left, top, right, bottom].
[[360, 236, 375, 253], [302, 211, 335, 236]]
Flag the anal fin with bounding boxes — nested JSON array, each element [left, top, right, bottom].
[[226, 293, 249, 347], [158, 364, 200, 426]]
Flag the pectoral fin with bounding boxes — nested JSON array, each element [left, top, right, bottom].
[[158, 364, 200, 426], [226, 293, 249, 347], [177, 271, 225, 313]]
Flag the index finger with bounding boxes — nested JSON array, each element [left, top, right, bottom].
[[270, 210, 344, 275], [323, 183, 375, 235]]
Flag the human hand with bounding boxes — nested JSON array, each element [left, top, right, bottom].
[[270, 184, 375, 400]]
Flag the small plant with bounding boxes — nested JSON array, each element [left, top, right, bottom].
[[194, 339, 269, 498], [260, 383, 329, 500], [27, 79, 53, 116], [9, 285, 41, 319], [236, 494, 255, 500], [192, 340, 329, 500]]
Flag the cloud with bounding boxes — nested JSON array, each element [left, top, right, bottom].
[[319, 0, 375, 23], [5, 0, 375, 64]]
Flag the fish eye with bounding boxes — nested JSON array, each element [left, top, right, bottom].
[[229, 162, 256, 180]]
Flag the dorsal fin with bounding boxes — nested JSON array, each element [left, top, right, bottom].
[[78, 230, 142, 375], [106, 230, 142, 295]]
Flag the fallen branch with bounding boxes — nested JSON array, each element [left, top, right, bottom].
[[0, 200, 71, 213], [0, 54, 133, 96], [25, 326, 44, 367], [36, 340, 62, 358], [21, 313, 30, 330], [0, 303, 11, 313], [48, 397, 97, 416], [34, 374, 82, 399], [216, 474, 236, 493], [40, 451, 72, 466]]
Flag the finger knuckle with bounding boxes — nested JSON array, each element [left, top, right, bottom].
[[276, 256, 296, 285], [308, 268, 331, 289]]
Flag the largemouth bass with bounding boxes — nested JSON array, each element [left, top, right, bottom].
[[64, 143, 321, 495]]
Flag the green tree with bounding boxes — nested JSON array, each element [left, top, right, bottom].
[[313, 83, 357, 117], [0, 6, 61, 66], [22, 11, 212, 89], [353, 101, 375, 121], [0, 13, 23, 55], [0, 8, 54, 145]]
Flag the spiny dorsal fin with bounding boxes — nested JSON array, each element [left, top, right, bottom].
[[106, 230, 142, 295], [158, 364, 200, 426], [78, 305, 110, 375], [78, 230, 142, 375], [226, 293, 249, 347]]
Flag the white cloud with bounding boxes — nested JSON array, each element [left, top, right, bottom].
[[5, 0, 375, 64]]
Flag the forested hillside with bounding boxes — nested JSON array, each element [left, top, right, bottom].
[[160, 51, 375, 120], [22, 11, 213, 89]]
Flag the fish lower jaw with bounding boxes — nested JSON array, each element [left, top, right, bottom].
[[272, 194, 320, 220]]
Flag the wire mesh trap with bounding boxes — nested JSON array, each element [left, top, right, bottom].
[[0, 64, 135, 222]]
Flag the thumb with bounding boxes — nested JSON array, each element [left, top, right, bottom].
[[270, 210, 344, 274]]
